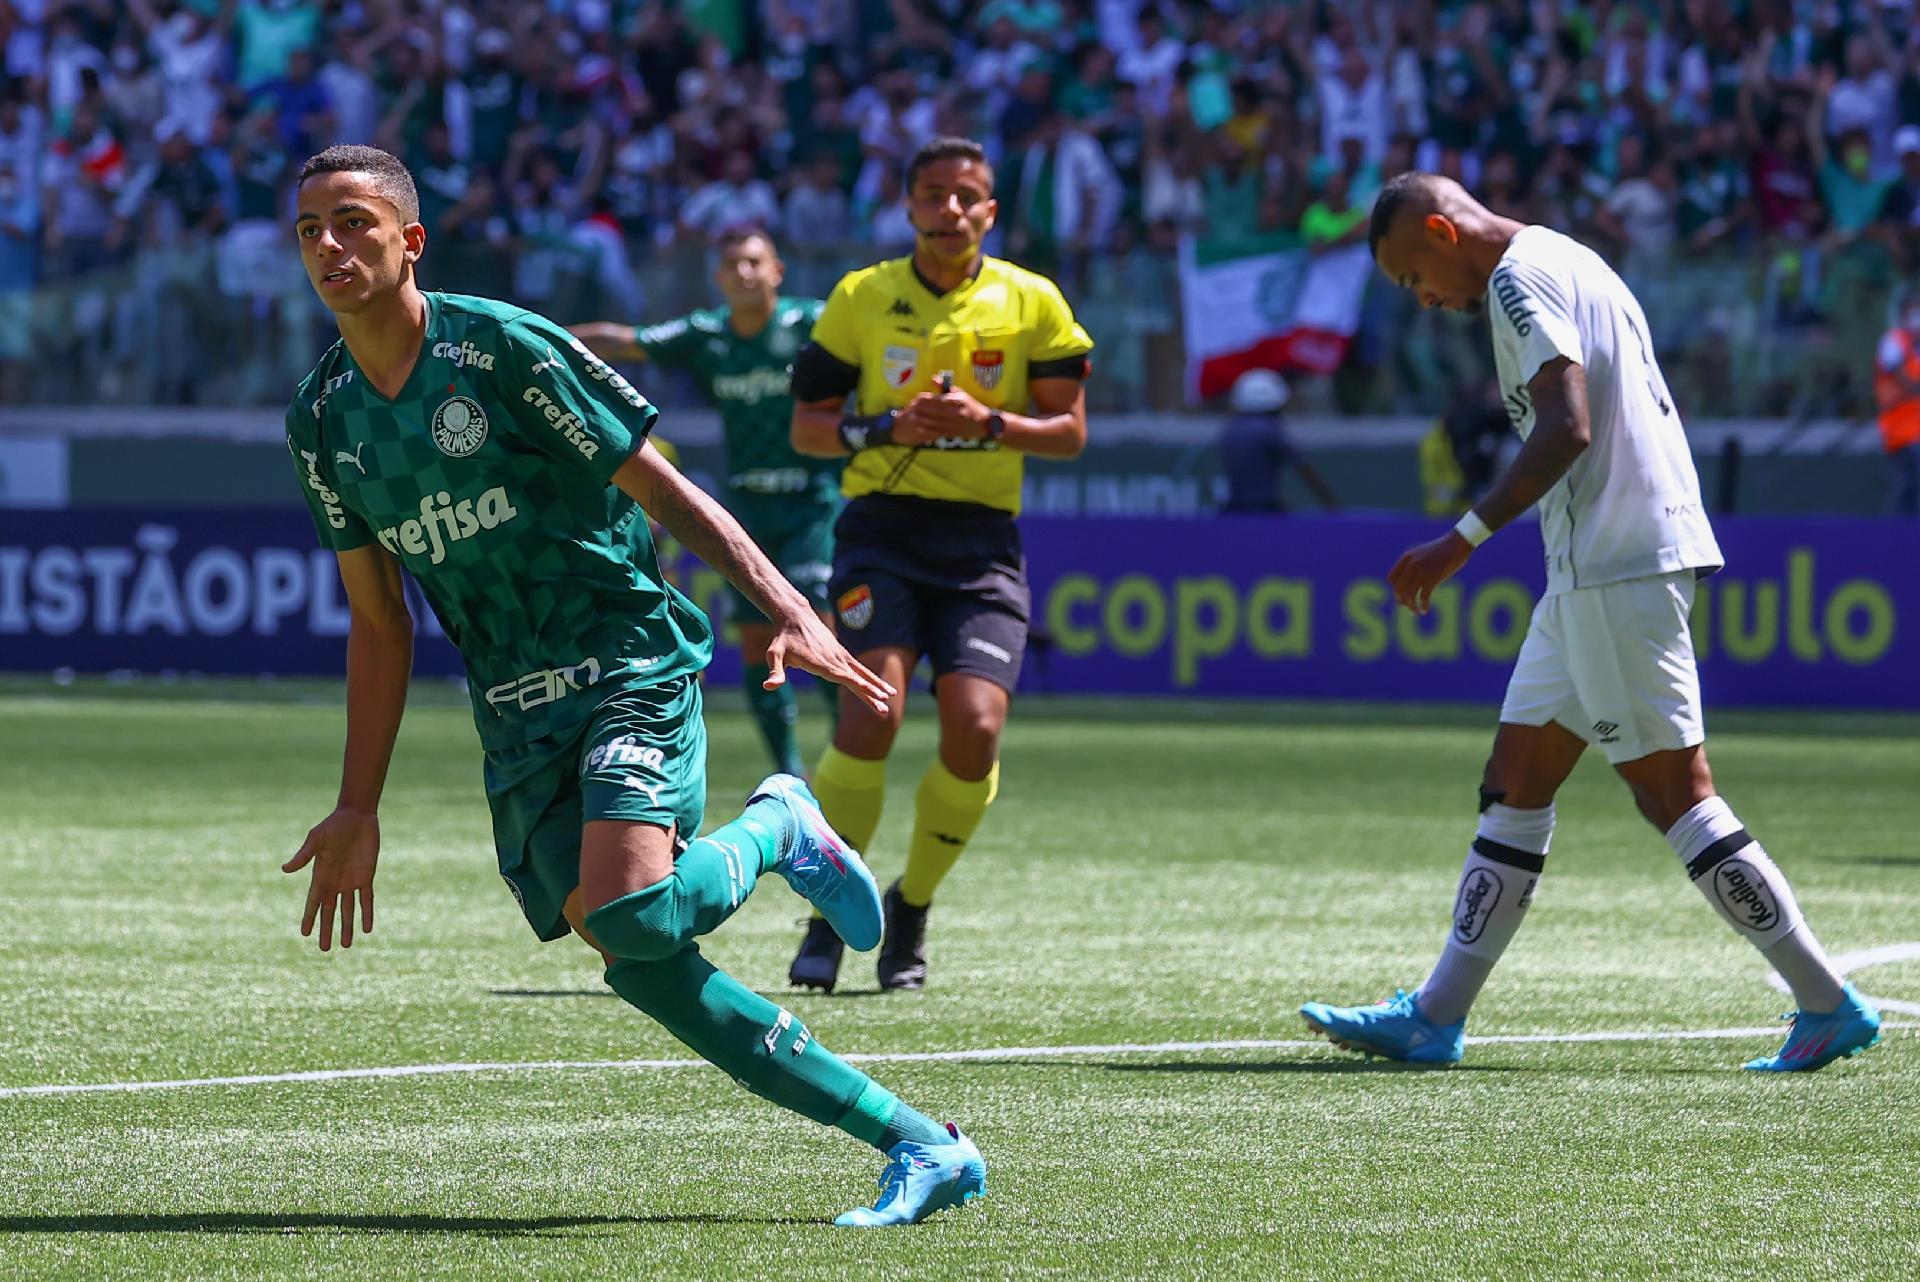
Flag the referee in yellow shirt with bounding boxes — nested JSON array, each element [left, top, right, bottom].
[[785, 136, 1094, 992]]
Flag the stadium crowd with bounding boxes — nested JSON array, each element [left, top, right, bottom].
[[3, 0, 1919, 412]]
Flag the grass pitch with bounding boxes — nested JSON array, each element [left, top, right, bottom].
[[0, 679, 1916, 1281]]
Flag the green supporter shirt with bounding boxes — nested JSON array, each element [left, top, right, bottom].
[[632, 297, 843, 504], [287, 292, 713, 752]]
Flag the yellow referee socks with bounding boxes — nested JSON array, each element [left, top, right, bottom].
[[899, 760, 999, 908], [812, 745, 888, 856]]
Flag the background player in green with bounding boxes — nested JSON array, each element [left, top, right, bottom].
[[279, 145, 986, 1227], [568, 229, 840, 779]]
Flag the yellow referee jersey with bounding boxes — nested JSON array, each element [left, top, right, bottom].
[[809, 255, 1093, 515]]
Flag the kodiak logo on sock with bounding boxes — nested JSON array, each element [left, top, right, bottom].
[[1454, 867, 1503, 944], [1712, 860, 1781, 931]]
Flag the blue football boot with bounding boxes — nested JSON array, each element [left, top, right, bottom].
[[835, 1124, 987, 1228], [750, 774, 883, 952], [1743, 982, 1882, 1072], [1300, 989, 1467, 1065]]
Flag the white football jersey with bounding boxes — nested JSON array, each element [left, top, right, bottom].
[[1486, 225, 1723, 594]]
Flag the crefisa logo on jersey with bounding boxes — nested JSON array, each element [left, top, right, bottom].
[[971, 349, 1004, 392], [431, 339, 495, 371], [431, 396, 489, 457]]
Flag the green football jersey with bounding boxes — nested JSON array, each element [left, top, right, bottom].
[[287, 291, 713, 751], [633, 297, 842, 502]]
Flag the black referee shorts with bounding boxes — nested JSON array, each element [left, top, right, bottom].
[[827, 494, 1030, 692]]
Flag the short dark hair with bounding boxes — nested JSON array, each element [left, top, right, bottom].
[[1367, 170, 1433, 259], [905, 136, 994, 195], [717, 225, 778, 255], [298, 144, 420, 224]]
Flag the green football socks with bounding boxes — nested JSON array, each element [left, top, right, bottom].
[[584, 808, 786, 962], [743, 663, 806, 776], [605, 947, 940, 1151]]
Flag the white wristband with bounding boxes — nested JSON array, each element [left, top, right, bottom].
[[1453, 510, 1492, 547]]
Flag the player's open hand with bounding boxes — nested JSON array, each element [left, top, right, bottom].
[[896, 387, 988, 445], [283, 807, 380, 952], [764, 610, 896, 716], [1387, 531, 1475, 614]]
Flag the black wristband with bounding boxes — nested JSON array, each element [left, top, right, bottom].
[[838, 411, 897, 452]]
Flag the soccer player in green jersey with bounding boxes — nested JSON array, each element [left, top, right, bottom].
[[569, 229, 840, 779], [280, 145, 986, 1227]]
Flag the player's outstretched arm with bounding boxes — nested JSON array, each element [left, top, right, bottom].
[[1389, 358, 1588, 614], [566, 322, 647, 365], [613, 443, 894, 714], [282, 545, 413, 952]]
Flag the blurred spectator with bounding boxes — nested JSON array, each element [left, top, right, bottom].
[[1218, 370, 1337, 514], [680, 150, 780, 239], [1875, 296, 1920, 516], [0, 122, 36, 403], [1301, 167, 1367, 253], [125, 0, 230, 145], [0, 0, 1914, 419], [1874, 127, 1920, 272], [1678, 119, 1752, 253], [234, 0, 322, 92], [1117, 8, 1183, 119], [1596, 136, 1679, 275], [40, 102, 125, 280], [254, 47, 333, 160]]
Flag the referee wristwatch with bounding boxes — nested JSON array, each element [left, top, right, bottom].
[[985, 411, 1006, 442]]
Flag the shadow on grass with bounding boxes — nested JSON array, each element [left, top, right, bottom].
[[1010, 1058, 1518, 1075], [1006, 1058, 1726, 1077], [488, 987, 901, 1001], [754, 987, 897, 1001], [1829, 854, 1920, 868], [0, 1211, 821, 1236]]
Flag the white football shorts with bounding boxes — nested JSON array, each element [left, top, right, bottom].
[[1499, 570, 1705, 764]]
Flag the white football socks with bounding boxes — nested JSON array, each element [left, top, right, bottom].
[[1416, 803, 1554, 1026], [1665, 796, 1846, 1014]]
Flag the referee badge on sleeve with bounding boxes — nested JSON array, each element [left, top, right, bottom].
[[838, 584, 875, 630], [971, 349, 1004, 392]]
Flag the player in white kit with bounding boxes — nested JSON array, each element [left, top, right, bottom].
[[1299, 173, 1882, 1072]]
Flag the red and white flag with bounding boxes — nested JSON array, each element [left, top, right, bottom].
[[1179, 236, 1373, 402]]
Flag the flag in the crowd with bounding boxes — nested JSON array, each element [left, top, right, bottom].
[[1178, 236, 1374, 402]]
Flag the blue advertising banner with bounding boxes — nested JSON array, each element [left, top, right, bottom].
[[1014, 517, 1914, 709], [1, 510, 1912, 710]]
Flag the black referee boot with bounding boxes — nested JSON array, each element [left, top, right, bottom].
[[788, 917, 845, 992], [876, 881, 929, 990]]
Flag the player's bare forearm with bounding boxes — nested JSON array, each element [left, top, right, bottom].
[[791, 399, 853, 457], [614, 444, 812, 625], [566, 322, 645, 365], [1472, 358, 1589, 533], [335, 548, 414, 814]]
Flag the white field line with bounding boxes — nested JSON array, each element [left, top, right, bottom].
[[0, 1022, 1910, 1101], [1763, 943, 1920, 1018]]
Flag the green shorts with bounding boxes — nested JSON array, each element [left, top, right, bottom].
[[725, 494, 840, 624], [483, 675, 708, 941]]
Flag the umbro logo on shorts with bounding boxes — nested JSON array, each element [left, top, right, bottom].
[[1593, 720, 1621, 744]]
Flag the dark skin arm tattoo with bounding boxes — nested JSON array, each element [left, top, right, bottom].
[[1474, 357, 1591, 532]]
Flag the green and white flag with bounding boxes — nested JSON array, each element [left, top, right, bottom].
[[1179, 234, 1373, 401]]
